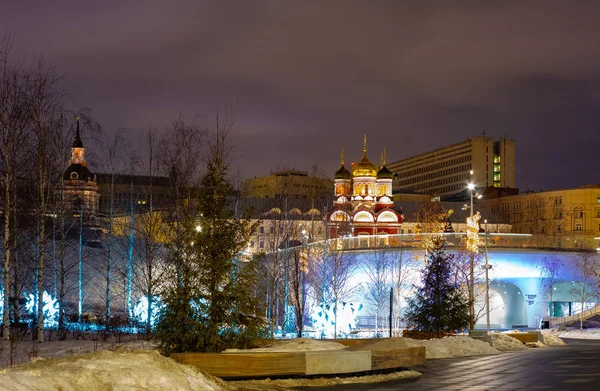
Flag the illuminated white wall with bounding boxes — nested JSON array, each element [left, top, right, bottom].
[[330, 248, 598, 329]]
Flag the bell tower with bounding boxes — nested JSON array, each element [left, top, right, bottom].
[[62, 117, 100, 221], [70, 118, 86, 165]]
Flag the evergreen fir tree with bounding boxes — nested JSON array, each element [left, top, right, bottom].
[[155, 119, 267, 355], [405, 235, 469, 335]]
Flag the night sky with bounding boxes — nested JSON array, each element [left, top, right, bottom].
[[2, 1, 599, 190]]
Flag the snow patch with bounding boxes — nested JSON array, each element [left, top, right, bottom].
[[223, 338, 346, 353], [540, 331, 566, 346], [490, 333, 528, 351], [553, 327, 600, 340], [353, 336, 500, 359], [415, 336, 500, 359], [0, 350, 230, 391], [230, 370, 421, 389]]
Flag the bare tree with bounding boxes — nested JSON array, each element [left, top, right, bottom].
[[569, 252, 600, 330], [95, 129, 130, 331], [323, 244, 358, 338], [27, 59, 65, 343], [0, 32, 31, 340], [134, 128, 169, 333], [538, 255, 563, 317], [359, 249, 392, 335], [388, 247, 419, 333]]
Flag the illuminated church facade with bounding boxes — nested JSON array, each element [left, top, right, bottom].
[[326, 136, 403, 238]]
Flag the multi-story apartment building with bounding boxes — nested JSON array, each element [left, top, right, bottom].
[[479, 185, 600, 239], [388, 137, 515, 200], [241, 169, 333, 200]]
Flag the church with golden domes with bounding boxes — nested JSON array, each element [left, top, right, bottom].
[[326, 136, 403, 238]]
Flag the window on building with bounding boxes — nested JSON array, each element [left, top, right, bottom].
[[597, 195, 600, 203], [259, 241, 264, 248], [575, 223, 582, 231], [259, 226, 264, 234], [557, 225, 561, 233], [269, 227, 274, 234], [597, 209, 600, 218], [574, 208, 584, 218]]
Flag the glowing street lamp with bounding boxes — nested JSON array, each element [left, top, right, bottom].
[[466, 171, 482, 330]]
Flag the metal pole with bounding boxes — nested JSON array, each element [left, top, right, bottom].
[[468, 173, 475, 330], [485, 220, 490, 332], [389, 287, 393, 338]]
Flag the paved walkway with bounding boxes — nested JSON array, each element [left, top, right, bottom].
[[302, 338, 600, 391]]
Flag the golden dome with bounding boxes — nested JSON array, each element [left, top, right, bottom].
[[352, 135, 378, 177]]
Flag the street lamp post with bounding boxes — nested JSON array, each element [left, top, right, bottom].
[[467, 177, 476, 330], [484, 219, 491, 332], [466, 170, 483, 330]]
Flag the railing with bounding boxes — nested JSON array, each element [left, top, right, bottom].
[[283, 233, 600, 254], [549, 304, 600, 327]]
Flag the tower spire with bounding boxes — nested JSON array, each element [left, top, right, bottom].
[[383, 148, 387, 165], [73, 116, 83, 148], [340, 147, 345, 166], [363, 134, 368, 154]]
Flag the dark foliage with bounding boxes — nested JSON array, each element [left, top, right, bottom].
[[155, 123, 267, 355], [405, 235, 469, 334]]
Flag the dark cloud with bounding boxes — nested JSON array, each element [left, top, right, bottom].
[[2, 1, 599, 189]]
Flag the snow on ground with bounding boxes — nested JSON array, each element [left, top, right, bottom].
[[230, 370, 422, 389], [490, 333, 528, 351], [539, 331, 567, 346], [410, 336, 500, 359], [224, 336, 500, 360], [551, 327, 600, 340], [223, 338, 346, 353], [0, 331, 573, 390], [0, 336, 157, 368], [0, 349, 231, 391]]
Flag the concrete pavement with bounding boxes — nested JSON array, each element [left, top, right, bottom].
[[300, 338, 600, 390]]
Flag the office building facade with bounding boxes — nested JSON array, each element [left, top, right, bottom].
[[388, 137, 515, 200]]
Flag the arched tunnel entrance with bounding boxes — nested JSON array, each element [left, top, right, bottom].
[[474, 281, 527, 329]]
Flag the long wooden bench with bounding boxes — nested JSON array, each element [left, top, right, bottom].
[[171, 339, 426, 379]]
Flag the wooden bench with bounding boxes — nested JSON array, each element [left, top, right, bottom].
[[171, 339, 426, 379]]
